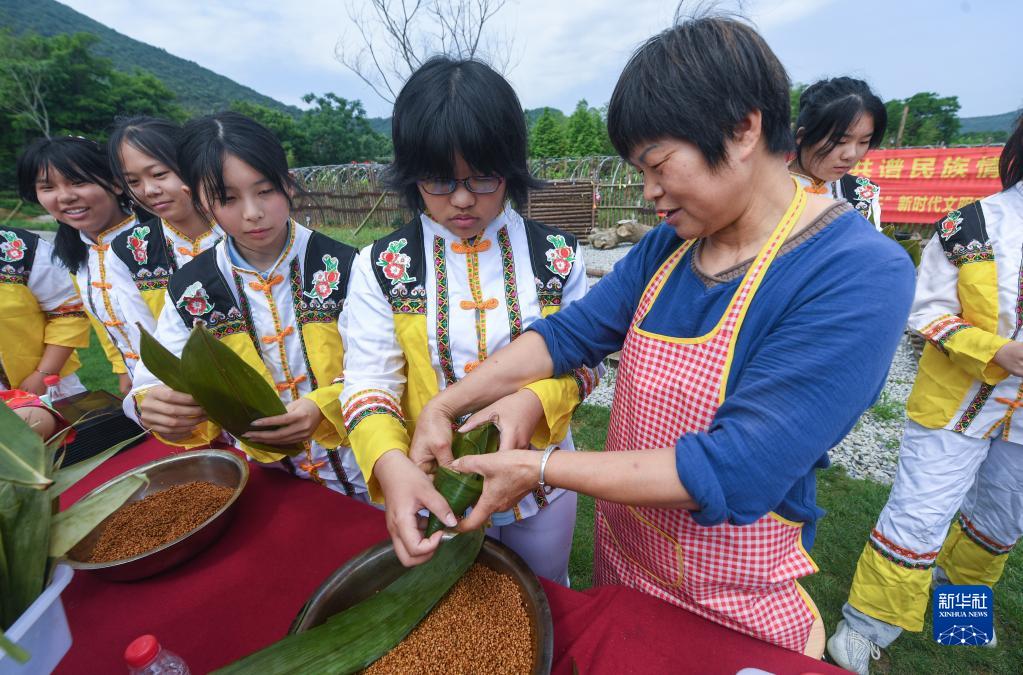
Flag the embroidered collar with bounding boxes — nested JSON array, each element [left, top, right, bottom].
[[227, 220, 297, 279], [162, 218, 221, 244], [79, 213, 136, 247]]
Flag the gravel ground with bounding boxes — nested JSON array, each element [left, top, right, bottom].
[[579, 242, 914, 485]]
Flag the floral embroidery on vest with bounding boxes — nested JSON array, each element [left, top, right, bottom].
[[305, 254, 341, 301], [939, 210, 964, 240], [0, 231, 26, 263], [376, 238, 416, 284], [852, 177, 878, 218], [176, 280, 215, 317], [544, 234, 575, 278], [126, 226, 151, 264]]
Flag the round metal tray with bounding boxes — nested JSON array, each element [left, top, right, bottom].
[[291, 536, 553, 674], [64, 449, 248, 582]]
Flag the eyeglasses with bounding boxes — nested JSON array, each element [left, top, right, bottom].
[[417, 176, 503, 195]]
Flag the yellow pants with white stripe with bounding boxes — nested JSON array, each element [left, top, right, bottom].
[[847, 421, 1023, 633]]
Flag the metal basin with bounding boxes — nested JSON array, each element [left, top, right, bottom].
[[64, 449, 248, 582], [291, 537, 554, 674]]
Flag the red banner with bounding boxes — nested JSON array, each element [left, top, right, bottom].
[[850, 146, 1002, 225]]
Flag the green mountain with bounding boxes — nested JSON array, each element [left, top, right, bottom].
[[0, 0, 297, 115], [959, 110, 1020, 135]]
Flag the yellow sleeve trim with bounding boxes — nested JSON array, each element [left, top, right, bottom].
[[134, 387, 223, 449], [43, 313, 91, 349], [304, 382, 348, 448], [941, 326, 1010, 385], [524, 374, 580, 447], [349, 412, 409, 503]]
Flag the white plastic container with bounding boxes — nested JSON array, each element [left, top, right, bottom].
[[0, 565, 74, 675]]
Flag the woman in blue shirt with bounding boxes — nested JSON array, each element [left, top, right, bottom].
[[375, 15, 916, 655]]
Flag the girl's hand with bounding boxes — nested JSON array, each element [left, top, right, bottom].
[[450, 450, 540, 531], [17, 371, 48, 396], [138, 385, 208, 441], [994, 341, 1023, 377], [458, 389, 544, 451], [409, 401, 458, 473], [375, 450, 456, 566], [118, 373, 132, 396], [246, 398, 324, 445]]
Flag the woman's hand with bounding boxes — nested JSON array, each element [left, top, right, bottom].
[[246, 398, 324, 445], [138, 385, 208, 441], [375, 449, 457, 566], [449, 450, 540, 531], [409, 400, 458, 472], [17, 371, 48, 396], [459, 389, 544, 451], [118, 373, 132, 396], [994, 341, 1023, 376]]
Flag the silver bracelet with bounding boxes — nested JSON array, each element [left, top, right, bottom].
[[538, 446, 560, 495]]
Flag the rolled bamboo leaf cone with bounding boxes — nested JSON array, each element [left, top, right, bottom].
[[180, 325, 303, 457], [451, 422, 499, 459], [425, 465, 484, 537]]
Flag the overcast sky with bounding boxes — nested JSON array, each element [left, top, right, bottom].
[[62, 0, 1021, 119]]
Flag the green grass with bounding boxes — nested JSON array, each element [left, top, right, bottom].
[[320, 224, 393, 250], [870, 391, 906, 422], [565, 405, 1022, 672], [76, 331, 121, 395]]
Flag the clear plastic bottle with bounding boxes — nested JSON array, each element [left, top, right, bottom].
[[124, 635, 190, 675]]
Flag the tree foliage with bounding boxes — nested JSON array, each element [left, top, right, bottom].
[[231, 95, 390, 167], [530, 100, 613, 159], [0, 31, 184, 189], [884, 92, 961, 147]]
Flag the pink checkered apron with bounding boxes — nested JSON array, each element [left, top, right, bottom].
[[595, 186, 819, 653]]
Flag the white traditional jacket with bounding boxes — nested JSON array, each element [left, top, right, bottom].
[[129, 222, 365, 496], [341, 206, 600, 521], [908, 181, 1023, 442], [81, 215, 222, 376], [793, 171, 882, 230]]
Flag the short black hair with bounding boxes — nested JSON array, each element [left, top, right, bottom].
[[109, 116, 183, 206], [795, 77, 887, 161], [1000, 112, 1023, 190], [16, 136, 124, 273], [607, 15, 793, 167], [387, 56, 540, 211], [177, 111, 295, 220]]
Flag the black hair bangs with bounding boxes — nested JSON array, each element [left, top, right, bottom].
[[608, 16, 793, 168], [16, 136, 117, 204], [388, 57, 540, 211], [1000, 112, 1023, 190], [178, 111, 295, 221], [109, 116, 183, 203], [796, 77, 887, 160]]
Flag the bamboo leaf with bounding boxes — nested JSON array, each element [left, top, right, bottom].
[[181, 325, 302, 456], [452, 422, 499, 459], [50, 432, 147, 498], [425, 466, 484, 537], [215, 530, 485, 674], [1, 485, 49, 628], [0, 403, 51, 489], [0, 627, 30, 664], [49, 475, 147, 558], [137, 323, 192, 395]]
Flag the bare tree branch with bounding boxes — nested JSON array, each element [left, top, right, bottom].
[[336, 0, 514, 105]]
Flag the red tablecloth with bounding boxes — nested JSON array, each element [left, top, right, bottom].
[[56, 439, 845, 674]]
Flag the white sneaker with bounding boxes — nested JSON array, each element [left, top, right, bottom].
[[827, 620, 881, 675]]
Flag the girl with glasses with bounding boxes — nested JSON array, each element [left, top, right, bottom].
[[341, 56, 599, 584]]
